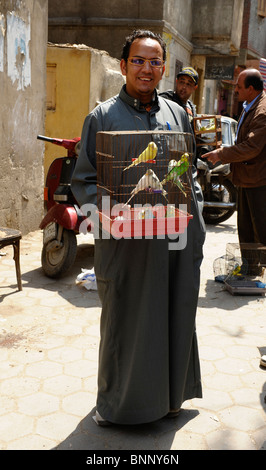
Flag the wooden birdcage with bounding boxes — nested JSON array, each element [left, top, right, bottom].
[[193, 115, 222, 149], [96, 131, 194, 237], [226, 242, 266, 276]]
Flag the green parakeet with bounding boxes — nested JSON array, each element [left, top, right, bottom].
[[161, 153, 190, 197]]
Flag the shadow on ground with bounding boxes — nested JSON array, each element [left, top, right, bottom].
[[53, 408, 200, 451], [20, 243, 101, 309]]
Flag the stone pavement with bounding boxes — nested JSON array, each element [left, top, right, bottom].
[[0, 213, 265, 451]]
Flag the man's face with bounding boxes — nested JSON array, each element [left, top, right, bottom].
[[235, 72, 250, 102], [120, 37, 165, 103], [175, 75, 197, 103]]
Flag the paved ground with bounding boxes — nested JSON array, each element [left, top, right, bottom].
[[0, 212, 265, 451]]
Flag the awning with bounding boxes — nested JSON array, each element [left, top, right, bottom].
[[259, 58, 266, 90]]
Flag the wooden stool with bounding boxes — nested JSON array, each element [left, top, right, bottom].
[[0, 227, 22, 291]]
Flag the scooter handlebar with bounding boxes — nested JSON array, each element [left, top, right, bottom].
[[37, 135, 81, 153], [37, 135, 55, 143]]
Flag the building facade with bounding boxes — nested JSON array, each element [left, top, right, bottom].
[[47, 0, 245, 114], [44, 43, 124, 178], [212, 0, 266, 118]]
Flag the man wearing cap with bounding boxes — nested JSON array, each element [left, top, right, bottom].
[[160, 66, 199, 125]]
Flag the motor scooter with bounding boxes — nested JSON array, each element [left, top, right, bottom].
[[194, 115, 237, 225], [38, 135, 90, 278], [197, 148, 237, 225]]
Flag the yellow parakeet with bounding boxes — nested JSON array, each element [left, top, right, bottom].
[[123, 141, 158, 171], [231, 265, 241, 276]]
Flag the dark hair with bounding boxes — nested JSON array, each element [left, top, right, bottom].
[[121, 30, 166, 62], [244, 70, 264, 91]]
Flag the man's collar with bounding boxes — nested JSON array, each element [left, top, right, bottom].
[[119, 84, 158, 112], [173, 93, 192, 109], [173, 93, 185, 107], [243, 92, 262, 111]]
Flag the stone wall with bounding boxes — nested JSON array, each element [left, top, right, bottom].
[[0, 0, 48, 234]]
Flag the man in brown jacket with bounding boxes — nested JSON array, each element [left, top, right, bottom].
[[203, 69, 266, 256]]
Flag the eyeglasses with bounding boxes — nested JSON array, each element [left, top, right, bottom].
[[128, 57, 164, 68]]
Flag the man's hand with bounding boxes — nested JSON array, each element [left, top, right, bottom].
[[201, 149, 221, 166]]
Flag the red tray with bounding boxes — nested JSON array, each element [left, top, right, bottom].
[[99, 206, 193, 238]]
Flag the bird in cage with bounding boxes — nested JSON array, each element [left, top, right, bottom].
[[124, 169, 168, 206], [161, 153, 190, 196], [232, 265, 241, 275], [123, 141, 158, 171]]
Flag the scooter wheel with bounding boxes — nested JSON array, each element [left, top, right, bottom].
[[202, 177, 236, 225], [41, 228, 77, 278]]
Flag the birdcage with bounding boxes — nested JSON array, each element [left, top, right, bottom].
[[213, 254, 248, 283], [193, 115, 222, 149], [96, 130, 194, 237], [226, 242, 266, 276], [213, 242, 266, 295]]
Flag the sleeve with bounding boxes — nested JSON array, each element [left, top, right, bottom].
[[215, 106, 266, 164], [177, 105, 204, 214], [71, 111, 101, 208]]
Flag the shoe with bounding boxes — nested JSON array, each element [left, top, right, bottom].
[[260, 355, 266, 368], [166, 408, 181, 418], [92, 410, 112, 426]]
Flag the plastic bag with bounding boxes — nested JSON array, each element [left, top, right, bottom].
[[76, 268, 97, 290]]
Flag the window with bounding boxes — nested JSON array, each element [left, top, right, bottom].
[[46, 64, 56, 110], [258, 0, 266, 17]]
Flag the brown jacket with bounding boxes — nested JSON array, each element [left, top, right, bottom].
[[216, 91, 266, 187]]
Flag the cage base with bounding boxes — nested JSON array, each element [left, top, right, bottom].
[[98, 206, 193, 238], [224, 279, 266, 296]]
